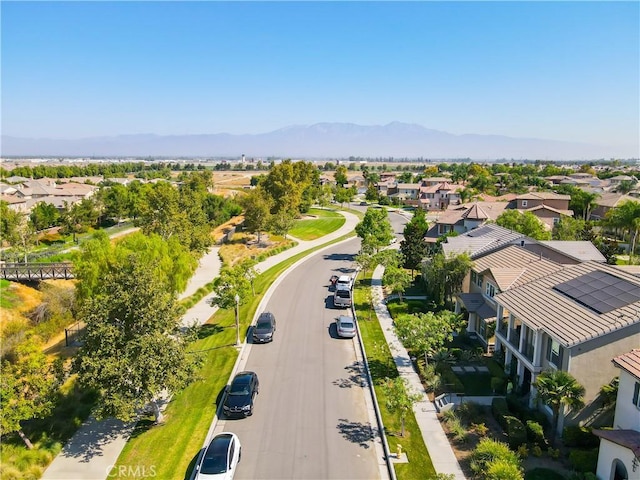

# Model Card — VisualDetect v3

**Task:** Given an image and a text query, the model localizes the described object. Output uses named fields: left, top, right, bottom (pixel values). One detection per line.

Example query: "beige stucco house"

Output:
left=493, top=262, right=640, bottom=431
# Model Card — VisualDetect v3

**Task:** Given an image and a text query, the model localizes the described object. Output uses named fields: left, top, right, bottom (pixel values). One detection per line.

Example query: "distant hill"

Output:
left=1, top=122, right=631, bottom=159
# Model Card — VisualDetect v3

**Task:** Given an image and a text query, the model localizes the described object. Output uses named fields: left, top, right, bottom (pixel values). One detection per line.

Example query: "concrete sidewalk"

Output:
left=371, top=264, right=467, bottom=480
left=43, top=210, right=360, bottom=480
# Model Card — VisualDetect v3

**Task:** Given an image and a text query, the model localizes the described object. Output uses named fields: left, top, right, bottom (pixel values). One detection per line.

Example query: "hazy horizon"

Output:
left=2, top=2, right=639, bottom=157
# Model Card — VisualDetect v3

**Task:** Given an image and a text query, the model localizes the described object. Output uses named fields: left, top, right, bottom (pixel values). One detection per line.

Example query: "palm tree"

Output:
left=605, top=200, right=640, bottom=262
left=533, top=370, right=585, bottom=445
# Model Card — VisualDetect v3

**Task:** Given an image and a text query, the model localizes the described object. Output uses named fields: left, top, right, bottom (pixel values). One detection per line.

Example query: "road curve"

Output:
left=214, top=238, right=383, bottom=480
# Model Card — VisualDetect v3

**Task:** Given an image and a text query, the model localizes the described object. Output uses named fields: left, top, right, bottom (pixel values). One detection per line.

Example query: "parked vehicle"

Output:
left=334, top=286, right=352, bottom=308
left=336, top=315, right=356, bottom=338
left=252, top=312, right=276, bottom=343
left=336, top=275, right=353, bottom=290
left=195, top=432, right=241, bottom=480
left=222, top=371, right=259, bottom=418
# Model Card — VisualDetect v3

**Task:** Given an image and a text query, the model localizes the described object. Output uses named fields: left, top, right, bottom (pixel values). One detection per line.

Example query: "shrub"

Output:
left=492, top=397, right=510, bottom=429
left=491, top=376, right=506, bottom=394
left=447, top=416, right=468, bottom=443
left=517, top=445, right=529, bottom=457
left=568, top=449, right=599, bottom=473
left=525, top=468, right=566, bottom=480
left=457, top=401, right=484, bottom=424
left=526, top=420, right=547, bottom=448
left=504, top=415, right=527, bottom=449
left=531, top=445, right=543, bottom=457
left=473, top=423, right=489, bottom=437
left=486, top=458, right=524, bottom=480
left=548, top=448, right=560, bottom=459
left=470, top=438, right=520, bottom=476
left=563, top=426, right=599, bottom=448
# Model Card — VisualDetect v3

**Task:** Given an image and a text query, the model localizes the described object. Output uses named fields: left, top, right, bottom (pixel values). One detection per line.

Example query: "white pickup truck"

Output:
left=336, top=275, right=353, bottom=290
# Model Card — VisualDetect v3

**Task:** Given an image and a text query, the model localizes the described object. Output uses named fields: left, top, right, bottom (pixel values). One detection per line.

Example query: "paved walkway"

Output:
left=43, top=210, right=360, bottom=480
left=371, top=264, right=466, bottom=480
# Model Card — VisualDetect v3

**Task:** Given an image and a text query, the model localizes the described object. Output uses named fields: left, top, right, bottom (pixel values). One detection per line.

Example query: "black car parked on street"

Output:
left=222, top=371, right=260, bottom=418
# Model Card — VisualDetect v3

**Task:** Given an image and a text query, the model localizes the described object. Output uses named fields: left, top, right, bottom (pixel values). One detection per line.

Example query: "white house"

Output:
left=594, top=350, right=640, bottom=480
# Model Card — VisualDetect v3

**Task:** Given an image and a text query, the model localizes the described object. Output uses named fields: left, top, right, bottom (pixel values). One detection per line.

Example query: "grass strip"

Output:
left=353, top=276, right=437, bottom=480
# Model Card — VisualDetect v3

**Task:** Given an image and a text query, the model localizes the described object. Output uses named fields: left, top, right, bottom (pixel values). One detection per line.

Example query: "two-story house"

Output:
left=423, top=202, right=510, bottom=243
left=493, top=262, right=640, bottom=432
left=418, top=181, right=460, bottom=210
left=456, top=245, right=564, bottom=352
left=593, top=349, right=640, bottom=480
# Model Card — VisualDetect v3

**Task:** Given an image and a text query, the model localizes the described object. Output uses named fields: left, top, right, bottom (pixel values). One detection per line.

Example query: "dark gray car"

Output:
left=252, top=312, right=276, bottom=343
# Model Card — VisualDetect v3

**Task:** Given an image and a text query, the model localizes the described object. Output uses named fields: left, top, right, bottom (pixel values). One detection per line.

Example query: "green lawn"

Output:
left=113, top=227, right=358, bottom=479
left=0, top=279, right=19, bottom=308
left=289, top=208, right=345, bottom=240
left=354, top=277, right=437, bottom=480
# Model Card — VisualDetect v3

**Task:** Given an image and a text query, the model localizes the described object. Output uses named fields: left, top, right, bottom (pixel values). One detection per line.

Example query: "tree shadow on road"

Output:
left=336, top=418, right=376, bottom=449
left=332, top=361, right=367, bottom=388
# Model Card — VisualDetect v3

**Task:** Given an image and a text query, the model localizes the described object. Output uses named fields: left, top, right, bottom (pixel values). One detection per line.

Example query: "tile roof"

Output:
left=473, top=245, right=564, bottom=290
left=537, top=241, right=606, bottom=263
left=517, top=192, right=571, bottom=201
left=612, top=349, right=640, bottom=380
left=494, top=261, right=640, bottom=348
left=442, top=224, right=527, bottom=259
left=596, top=192, right=637, bottom=208
left=592, top=429, right=640, bottom=458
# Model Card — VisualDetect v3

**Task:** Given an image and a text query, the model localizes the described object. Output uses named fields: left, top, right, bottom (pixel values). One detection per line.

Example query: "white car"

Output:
left=336, top=315, right=357, bottom=338
left=336, top=275, right=353, bottom=290
left=195, top=432, right=241, bottom=480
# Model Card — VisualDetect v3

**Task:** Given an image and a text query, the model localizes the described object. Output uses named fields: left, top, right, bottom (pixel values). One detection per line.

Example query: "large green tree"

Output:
left=334, top=165, right=348, bottom=186
left=355, top=207, right=394, bottom=253
left=552, top=217, right=587, bottom=241
left=605, top=200, right=640, bottom=260
left=393, top=310, right=464, bottom=365
left=381, top=377, right=421, bottom=437
left=400, top=209, right=429, bottom=273
left=533, top=370, right=585, bottom=445
left=73, top=231, right=197, bottom=307
left=1, top=337, right=60, bottom=449
left=30, top=202, right=60, bottom=231
left=241, top=187, right=272, bottom=243
left=73, top=257, right=199, bottom=423
left=495, top=210, right=551, bottom=240
left=0, top=201, right=22, bottom=246
left=422, top=252, right=473, bottom=308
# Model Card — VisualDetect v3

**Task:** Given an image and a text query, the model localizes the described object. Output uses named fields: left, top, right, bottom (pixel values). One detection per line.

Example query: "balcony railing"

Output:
left=522, top=342, right=535, bottom=362
left=509, top=329, right=521, bottom=349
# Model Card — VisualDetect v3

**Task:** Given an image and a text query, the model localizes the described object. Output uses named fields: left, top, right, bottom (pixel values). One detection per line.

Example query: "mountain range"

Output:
left=1, top=122, right=633, bottom=160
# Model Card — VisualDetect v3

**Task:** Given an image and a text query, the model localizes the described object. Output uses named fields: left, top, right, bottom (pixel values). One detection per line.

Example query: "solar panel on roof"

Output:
left=553, top=271, right=640, bottom=314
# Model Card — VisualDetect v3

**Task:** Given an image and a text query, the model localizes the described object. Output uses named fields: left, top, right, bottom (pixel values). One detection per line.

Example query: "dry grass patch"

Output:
left=219, top=232, right=293, bottom=266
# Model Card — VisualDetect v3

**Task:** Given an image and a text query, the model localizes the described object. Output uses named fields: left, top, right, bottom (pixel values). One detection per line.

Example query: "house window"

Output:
left=485, top=282, right=496, bottom=298
left=471, top=271, right=477, bottom=285
left=546, top=338, right=563, bottom=368
left=633, top=382, right=640, bottom=409
left=522, top=200, right=528, bottom=207
left=477, top=274, right=484, bottom=287
left=553, top=217, right=560, bottom=225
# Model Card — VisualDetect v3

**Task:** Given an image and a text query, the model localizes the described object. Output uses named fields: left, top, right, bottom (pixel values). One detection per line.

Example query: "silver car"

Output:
left=336, top=315, right=356, bottom=338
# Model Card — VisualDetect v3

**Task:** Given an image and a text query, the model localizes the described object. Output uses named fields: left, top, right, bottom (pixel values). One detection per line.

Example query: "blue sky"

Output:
left=2, top=1, right=639, bottom=153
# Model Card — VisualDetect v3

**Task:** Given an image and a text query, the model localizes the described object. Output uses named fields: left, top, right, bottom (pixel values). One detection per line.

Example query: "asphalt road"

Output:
left=215, top=208, right=408, bottom=480
left=217, top=238, right=380, bottom=480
